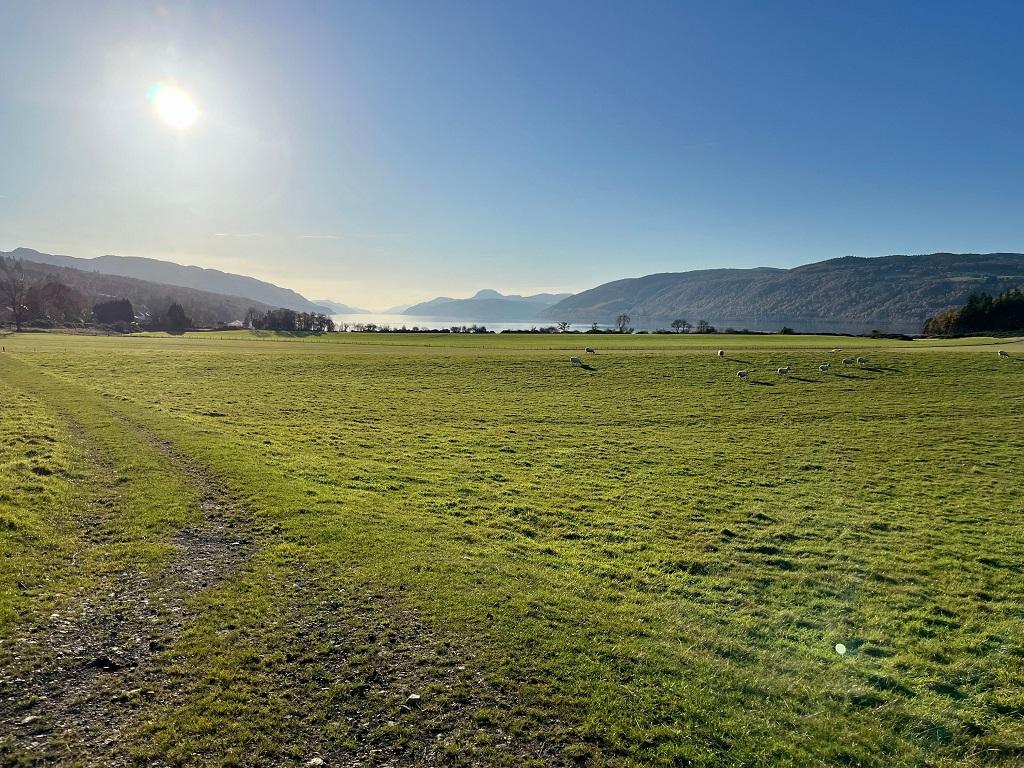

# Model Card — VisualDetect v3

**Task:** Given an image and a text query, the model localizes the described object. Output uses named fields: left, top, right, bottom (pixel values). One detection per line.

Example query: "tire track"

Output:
left=0, top=404, right=259, bottom=766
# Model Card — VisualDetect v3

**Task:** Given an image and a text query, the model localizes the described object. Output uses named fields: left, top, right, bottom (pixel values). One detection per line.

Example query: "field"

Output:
left=1, top=331, right=1022, bottom=767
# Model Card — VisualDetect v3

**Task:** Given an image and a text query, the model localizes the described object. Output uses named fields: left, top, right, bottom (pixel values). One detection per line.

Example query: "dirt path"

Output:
left=0, top=411, right=258, bottom=766
left=0, top=358, right=586, bottom=766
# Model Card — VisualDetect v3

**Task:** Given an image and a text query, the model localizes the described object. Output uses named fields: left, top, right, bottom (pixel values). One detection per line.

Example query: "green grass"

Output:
left=1, top=331, right=1022, bottom=766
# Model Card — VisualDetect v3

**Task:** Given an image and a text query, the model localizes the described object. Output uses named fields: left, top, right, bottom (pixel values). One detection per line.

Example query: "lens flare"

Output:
left=148, top=82, right=199, bottom=129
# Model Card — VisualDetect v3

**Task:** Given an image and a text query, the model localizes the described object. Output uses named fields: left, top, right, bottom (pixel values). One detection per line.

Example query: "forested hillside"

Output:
left=545, top=253, right=1024, bottom=333
left=5, top=248, right=328, bottom=314
left=1, top=257, right=271, bottom=328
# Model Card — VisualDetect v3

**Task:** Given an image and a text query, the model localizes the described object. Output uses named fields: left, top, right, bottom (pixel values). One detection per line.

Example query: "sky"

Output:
left=2, top=0, right=1022, bottom=309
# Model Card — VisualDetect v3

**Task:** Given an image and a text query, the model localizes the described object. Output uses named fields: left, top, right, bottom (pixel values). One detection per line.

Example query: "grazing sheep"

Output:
left=737, top=369, right=749, bottom=379
left=857, top=356, right=868, bottom=365
left=777, top=366, right=790, bottom=375
left=819, top=363, right=831, bottom=372
left=998, top=350, right=1009, bottom=357
left=842, top=357, right=855, bottom=365
left=717, top=349, right=725, bottom=357
left=569, top=356, right=583, bottom=367
left=831, top=348, right=843, bottom=353
left=585, top=347, right=596, bottom=354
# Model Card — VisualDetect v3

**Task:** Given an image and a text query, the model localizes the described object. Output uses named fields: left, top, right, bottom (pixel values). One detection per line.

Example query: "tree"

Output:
left=922, top=287, right=1024, bottom=335
left=166, top=302, right=192, bottom=333
left=670, top=319, right=689, bottom=333
left=38, top=281, right=88, bottom=323
left=0, top=255, right=30, bottom=331
left=556, top=321, right=570, bottom=332
left=93, top=298, right=135, bottom=325
left=696, top=319, right=712, bottom=334
left=615, top=313, right=631, bottom=333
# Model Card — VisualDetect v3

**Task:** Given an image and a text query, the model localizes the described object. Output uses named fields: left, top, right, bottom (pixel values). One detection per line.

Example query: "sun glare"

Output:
left=149, top=82, right=199, bottom=130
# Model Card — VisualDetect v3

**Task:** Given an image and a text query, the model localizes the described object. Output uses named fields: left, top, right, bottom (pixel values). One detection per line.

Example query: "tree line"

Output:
left=245, top=307, right=335, bottom=333
left=923, top=287, right=1024, bottom=335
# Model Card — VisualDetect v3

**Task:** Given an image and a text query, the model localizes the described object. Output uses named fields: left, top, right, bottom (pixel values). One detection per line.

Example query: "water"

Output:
left=330, top=312, right=921, bottom=335
left=330, top=313, right=608, bottom=333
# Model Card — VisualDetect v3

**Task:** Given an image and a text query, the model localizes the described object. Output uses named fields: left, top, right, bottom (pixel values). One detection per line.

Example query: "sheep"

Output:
left=737, top=369, right=749, bottom=379
left=569, top=356, right=583, bottom=367
left=842, top=357, right=855, bottom=365
left=717, top=349, right=725, bottom=357
left=819, top=363, right=831, bottom=372
left=585, top=347, right=596, bottom=354
left=998, top=350, right=1009, bottom=357
left=777, top=366, right=790, bottom=375
left=857, top=356, right=868, bottom=365
left=831, top=348, right=843, bottom=353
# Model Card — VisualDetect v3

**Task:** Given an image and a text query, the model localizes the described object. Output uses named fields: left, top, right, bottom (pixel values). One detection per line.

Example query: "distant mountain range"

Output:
left=11, top=247, right=1024, bottom=334
left=312, top=299, right=370, bottom=314
left=544, top=253, right=1024, bottom=333
left=8, top=248, right=332, bottom=314
left=403, top=289, right=573, bottom=322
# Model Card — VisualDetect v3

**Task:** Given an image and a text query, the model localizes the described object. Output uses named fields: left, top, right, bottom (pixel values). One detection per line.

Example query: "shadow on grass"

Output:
left=749, top=380, right=775, bottom=386
left=864, top=366, right=902, bottom=373
left=725, top=358, right=753, bottom=365
left=576, top=363, right=597, bottom=371
left=836, top=372, right=870, bottom=380
left=789, top=376, right=820, bottom=383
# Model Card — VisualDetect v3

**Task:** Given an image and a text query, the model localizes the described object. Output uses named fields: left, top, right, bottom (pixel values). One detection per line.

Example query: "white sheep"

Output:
left=819, top=363, right=831, bottom=372
left=717, top=349, right=725, bottom=357
left=569, top=356, right=583, bottom=367
left=857, top=356, right=868, bottom=365
left=842, top=357, right=855, bottom=365
left=777, top=366, right=790, bottom=375
left=831, top=348, right=843, bottom=353
left=998, top=350, right=1009, bottom=357
left=585, top=347, right=596, bottom=354
left=737, top=369, right=749, bottom=379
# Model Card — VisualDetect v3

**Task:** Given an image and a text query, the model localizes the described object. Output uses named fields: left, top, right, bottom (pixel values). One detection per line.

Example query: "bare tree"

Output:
left=670, top=318, right=690, bottom=333
left=0, top=255, right=30, bottom=331
left=556, top=321, right=570, bottom=332
left=615, top=313, right=631, bottom=333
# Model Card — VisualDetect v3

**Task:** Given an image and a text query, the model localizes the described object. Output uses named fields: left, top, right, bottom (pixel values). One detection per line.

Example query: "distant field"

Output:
left=1, top=331, right=1022, bottom=766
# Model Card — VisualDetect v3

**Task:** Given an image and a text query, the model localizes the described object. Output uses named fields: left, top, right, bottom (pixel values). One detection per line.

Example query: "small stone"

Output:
left=21, top=715, right=40, bottom=725
left=405, top=693, right=422, bottom=706
left=305, top=758, right=325, bottom=767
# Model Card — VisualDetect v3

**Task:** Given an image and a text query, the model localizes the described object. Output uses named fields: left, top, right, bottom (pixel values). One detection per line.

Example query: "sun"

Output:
left=149, top=82, right=199, bottom=130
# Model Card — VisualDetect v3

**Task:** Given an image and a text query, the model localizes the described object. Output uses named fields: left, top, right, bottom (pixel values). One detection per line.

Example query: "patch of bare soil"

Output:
left=273, top=576, right=589, bottom=768
left=0, top=420, right=256, bottom=766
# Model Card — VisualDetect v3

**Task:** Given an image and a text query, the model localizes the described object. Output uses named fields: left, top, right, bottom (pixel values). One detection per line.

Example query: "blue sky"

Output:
left=1, top=0, right=1021, bottom=308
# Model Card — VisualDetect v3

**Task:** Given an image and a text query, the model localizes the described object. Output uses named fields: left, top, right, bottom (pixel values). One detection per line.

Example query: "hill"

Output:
left=312, top=299, right=370, bottom=314
left=6, top=247, right=331, bottom=314
left=403, top=289, right=573, bottom=322
left=544, top=253, right=1024, bottom=333
left=14, top=257, right=273, bottom=326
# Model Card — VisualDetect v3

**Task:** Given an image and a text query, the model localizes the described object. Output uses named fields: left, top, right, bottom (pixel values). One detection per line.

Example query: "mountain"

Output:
left=8, top=247, right=330, bottom=314
left=383, top=303, right=412, bottom=313
left=543, top=253, right=1024, bottom=334
left=313, top=299, right=369, bottom=314
left=15, top=256, right=274, bottom=326
left=402, top=289, right=574, bottom=322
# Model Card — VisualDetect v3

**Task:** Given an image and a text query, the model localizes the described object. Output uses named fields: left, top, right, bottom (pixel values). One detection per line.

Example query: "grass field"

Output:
left=1, top=331, right=1022, bottom=767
